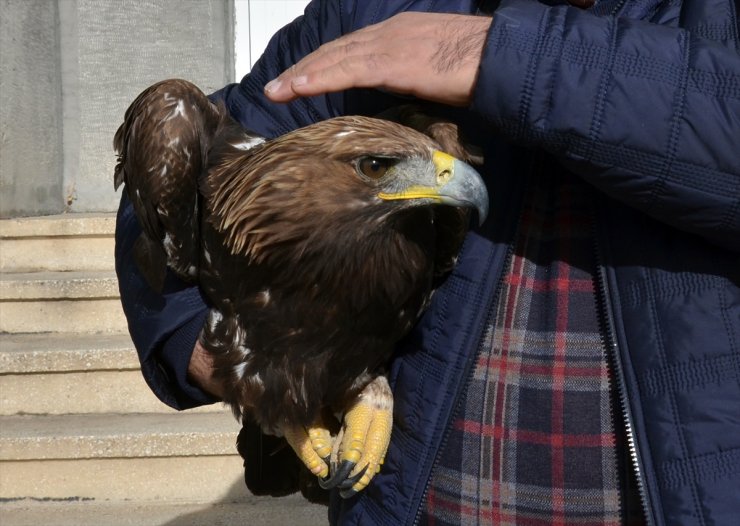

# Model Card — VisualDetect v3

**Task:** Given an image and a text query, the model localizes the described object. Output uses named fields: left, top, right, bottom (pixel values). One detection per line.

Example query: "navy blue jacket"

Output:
left=115, top=1, right=740, bottom=524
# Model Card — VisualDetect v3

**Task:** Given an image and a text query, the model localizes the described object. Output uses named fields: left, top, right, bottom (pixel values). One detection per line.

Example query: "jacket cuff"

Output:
left=472, top=0, right=550, bottom=137
left=471, top=0, right=601, bottom=147
left=157, top=308, right=218, bottom=409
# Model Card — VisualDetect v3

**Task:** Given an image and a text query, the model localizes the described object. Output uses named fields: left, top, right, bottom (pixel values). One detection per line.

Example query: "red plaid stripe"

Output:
left=421, top=167, right=641, bottom=525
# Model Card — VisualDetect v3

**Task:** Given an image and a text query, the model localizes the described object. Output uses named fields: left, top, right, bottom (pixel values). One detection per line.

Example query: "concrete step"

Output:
left=0, top=213, right=116, bottom=273
left=0, top=270, right=126, bottom=333
left=0, top=333, right=221, bottom=415
left=0, top=332, right=138, bottom=374
left=0, top=412, right=253, bottom=503
left=0, top=498, right=328, bottom=526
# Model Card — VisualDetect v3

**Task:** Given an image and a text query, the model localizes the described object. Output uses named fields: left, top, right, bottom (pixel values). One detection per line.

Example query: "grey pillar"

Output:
left=0, top=0, right=64, bottom=217
left=0, top=0, right=234, bottom=217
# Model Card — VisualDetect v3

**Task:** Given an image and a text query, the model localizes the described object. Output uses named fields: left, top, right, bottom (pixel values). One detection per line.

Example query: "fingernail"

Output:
left=264, top=78, right=282, bottom=93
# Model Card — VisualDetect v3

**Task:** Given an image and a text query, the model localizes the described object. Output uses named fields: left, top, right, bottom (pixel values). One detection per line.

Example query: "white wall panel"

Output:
left=234, top=0, right=310, bottom=80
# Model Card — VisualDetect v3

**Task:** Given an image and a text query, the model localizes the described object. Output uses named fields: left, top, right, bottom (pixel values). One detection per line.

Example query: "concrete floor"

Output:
left=0, top=495, right=328, bottom=526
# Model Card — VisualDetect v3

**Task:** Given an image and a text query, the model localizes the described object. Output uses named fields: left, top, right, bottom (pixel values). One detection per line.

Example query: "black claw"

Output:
left=317, top=456, right=333, bottom=487
left=337, top=463, right=368, bottom=491
left=339, top=487, right=358, bottom=499
left=318, top=459, right=356, bottom=489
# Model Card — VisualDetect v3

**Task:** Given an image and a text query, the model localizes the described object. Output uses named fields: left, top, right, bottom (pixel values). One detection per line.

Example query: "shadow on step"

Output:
left=162, top=479, right=328, bottom=526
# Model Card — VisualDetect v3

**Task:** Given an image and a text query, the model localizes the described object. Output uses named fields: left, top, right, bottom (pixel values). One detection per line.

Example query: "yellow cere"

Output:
left=377, top=150, right=455, bottom=202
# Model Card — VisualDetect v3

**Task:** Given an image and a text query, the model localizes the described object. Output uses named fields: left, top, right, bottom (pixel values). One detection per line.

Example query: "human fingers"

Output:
left=264, top=26, right=390, bottom=102
left=264, top=12, right=491, bottom=107
left=265, top=50, right=395, bottom=101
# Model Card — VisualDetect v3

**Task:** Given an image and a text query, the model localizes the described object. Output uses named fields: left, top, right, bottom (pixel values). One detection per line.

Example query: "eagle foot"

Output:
left=321, top=375, right=393, bottom=496
left=282, top=376, right=393, bottom=496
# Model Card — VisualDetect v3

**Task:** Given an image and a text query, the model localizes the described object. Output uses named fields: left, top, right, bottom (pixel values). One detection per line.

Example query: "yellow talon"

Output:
left=336, top=375, right=394, bottom=494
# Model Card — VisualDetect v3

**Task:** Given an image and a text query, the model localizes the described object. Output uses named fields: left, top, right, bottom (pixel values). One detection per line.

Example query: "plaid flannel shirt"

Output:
left=421, top=165, right=644, bottom=525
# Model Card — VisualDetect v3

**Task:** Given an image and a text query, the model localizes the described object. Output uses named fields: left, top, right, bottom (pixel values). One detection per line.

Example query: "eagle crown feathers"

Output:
left=206, top=116, right=443, bottom=265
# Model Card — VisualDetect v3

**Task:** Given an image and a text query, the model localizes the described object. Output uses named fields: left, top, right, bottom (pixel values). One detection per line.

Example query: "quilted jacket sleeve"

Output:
left=115, top=193, right=214, bottom=409
left=473, top=0, right=740, bottom=251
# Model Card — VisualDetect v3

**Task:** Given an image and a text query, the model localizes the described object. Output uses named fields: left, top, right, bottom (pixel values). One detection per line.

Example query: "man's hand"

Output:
left=187, top=340, right=225, bottom=399
left=264, top=12, right=492, bottom=107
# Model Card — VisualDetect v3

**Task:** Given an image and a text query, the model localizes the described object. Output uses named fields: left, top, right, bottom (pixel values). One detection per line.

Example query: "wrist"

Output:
left=187, top=340, right=225, bottom=399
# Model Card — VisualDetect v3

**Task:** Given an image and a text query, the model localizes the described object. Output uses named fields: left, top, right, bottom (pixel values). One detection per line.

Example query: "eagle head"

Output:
left=205, top=115, right=488, bottom=270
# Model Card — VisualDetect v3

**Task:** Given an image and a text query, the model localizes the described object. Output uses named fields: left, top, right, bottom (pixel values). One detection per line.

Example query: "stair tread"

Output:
left=0, top=269, right=116, bottom=280
left=0, top=270, right=119, bottom=299
left=0, top=496, right=327, bottom=525
left=0, top=412, right=238, bottom=460
left=0, top=213, right=116, bottom=238
left=0, top=332, right=137, bottom=373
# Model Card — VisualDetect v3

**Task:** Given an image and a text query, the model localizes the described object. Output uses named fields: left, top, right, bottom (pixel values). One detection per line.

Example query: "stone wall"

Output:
left=0, top=0, right=234, bottom=217
left=0, top=0, right=64, bottom=216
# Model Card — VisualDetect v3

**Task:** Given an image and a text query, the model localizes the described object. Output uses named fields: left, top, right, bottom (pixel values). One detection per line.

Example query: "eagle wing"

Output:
left=113, top=79, right=224, bottom=291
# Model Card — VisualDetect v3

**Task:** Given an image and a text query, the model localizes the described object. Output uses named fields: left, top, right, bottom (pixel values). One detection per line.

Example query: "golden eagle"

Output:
left=114, top=79, right=487, bottom=499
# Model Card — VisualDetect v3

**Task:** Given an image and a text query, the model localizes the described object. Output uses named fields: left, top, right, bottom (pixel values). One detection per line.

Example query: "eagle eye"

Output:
left=357, top=157, right=396, bottom=180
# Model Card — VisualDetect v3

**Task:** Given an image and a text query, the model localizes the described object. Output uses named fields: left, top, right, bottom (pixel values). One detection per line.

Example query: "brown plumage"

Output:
left=114, top=79, right=488, bottom=499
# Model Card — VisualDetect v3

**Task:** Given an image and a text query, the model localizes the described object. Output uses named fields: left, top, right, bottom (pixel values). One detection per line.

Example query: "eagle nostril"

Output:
left=437, top=169, right=452, bottom=186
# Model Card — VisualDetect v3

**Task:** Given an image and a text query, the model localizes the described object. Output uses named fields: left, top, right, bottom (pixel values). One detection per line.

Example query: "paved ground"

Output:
left=0, top=496, right=328, bottom=526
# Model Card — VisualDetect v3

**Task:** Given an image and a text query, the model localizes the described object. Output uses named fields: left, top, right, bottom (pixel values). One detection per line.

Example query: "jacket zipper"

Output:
left=609, top=0, right=629, bottom=16
left=593, top=0, right=654, bottom=520
left=592, top=208, right=655, bottom=526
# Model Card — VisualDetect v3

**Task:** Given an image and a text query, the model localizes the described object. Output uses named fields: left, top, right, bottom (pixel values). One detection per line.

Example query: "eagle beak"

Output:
left=378, top=151, right=489, bottom=225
